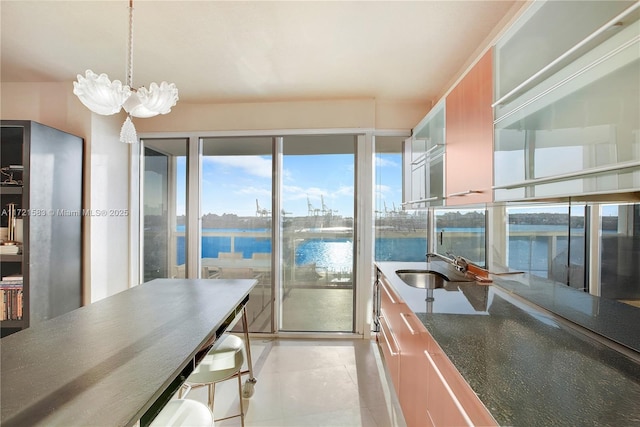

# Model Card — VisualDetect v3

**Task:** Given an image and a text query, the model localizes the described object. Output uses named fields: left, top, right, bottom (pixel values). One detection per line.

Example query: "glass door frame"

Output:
left=136, top=128, right=391, bottom=337
left=138, top=138, right=188, bottom=283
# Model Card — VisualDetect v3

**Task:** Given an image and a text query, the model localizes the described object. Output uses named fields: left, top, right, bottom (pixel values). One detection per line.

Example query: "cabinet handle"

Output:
left=492, top=160, right=640, bottom=190
left=425, top=143, right=444, bottom=156
left=400, top=313, right=418, bottom=335
left=380, top=319, right=400, bottom=356
left=402, top=197, right=439, bottom=205
left=423, top=351, right=473, bottom=427
left=411, top=154, right=427, bottom=165
left=380, top=281, right=397, bottom=304
left=447, top=190, right=480, bottom=197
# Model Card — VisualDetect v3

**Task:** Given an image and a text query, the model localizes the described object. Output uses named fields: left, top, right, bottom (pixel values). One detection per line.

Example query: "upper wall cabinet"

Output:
left=494, top=0, right=637, bottom=102
left=445, top=49, right=494, bottom=206
left=403, top=101, right=445, bottom=209
left=493, top=1, right=640, bottom=201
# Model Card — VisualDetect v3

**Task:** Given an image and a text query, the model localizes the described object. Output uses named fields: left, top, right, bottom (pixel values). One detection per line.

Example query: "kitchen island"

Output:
left=376, top=261, right=640, bottom=426
left=0, top=278, right=256, bottom=427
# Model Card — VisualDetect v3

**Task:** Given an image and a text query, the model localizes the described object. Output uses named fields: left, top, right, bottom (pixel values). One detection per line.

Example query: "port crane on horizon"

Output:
left=256, top=199, right=270, bottom=217
left=321, top=195, right=338, bottom=217
left=307, top=196, right=321, bottom=216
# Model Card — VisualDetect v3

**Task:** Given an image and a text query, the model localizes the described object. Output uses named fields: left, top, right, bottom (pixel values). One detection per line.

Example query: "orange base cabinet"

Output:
left=379, top=276, right=404, bottom=393
left=376, top=270, right=497, bottom=427
left=378, top=315, right=401, bottom=392
left=398, top=311, right=430, bottom=427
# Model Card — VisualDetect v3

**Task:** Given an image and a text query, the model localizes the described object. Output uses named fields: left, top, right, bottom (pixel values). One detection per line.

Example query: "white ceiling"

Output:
left=1, top=0, right=521, bottom=106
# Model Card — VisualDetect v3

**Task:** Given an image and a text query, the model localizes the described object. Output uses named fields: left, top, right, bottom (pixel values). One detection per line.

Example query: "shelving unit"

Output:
left=1, top=120, right=83, bottom=337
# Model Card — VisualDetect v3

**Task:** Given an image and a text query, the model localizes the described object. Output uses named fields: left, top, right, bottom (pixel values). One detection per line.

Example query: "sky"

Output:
left=175, top=153, right=403, bottom=217
left=169, top=152, right=621, bottom=218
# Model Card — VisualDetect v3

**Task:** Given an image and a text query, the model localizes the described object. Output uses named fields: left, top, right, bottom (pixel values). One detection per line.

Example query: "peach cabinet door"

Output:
left=445, top=49, right=494, bottom=206
left=379, top=278, right=406, bottom=396
left=379, top=278, right=409, bottom=345
left=398, top=312, right=430, bottom=427
left=378, top=315, right=401, bottom=393
left=424, top=350, right=475, bottom=427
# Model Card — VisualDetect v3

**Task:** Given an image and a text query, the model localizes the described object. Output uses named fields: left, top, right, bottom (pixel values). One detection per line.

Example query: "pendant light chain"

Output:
left=73, top=0, right=178, bottom=134
left=126, top=0, right=134, bottom=89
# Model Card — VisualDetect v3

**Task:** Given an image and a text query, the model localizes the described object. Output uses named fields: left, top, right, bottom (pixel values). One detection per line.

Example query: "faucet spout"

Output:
left=445, top=251, right=469, bottom=273
left=454, top=256, right=468, bottom=273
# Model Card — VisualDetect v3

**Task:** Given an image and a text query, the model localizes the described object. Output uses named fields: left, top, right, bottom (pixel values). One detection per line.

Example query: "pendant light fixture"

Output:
left=73, top=0, right=178, bottom=143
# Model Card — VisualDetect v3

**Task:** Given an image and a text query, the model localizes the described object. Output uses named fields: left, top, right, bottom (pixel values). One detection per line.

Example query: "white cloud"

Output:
left=203, top=155, right=272, bottom=178
left=376, top=157, right=399, bottom=168
left=334, top=185, right=354, bottom=197
left=376, top=184, right=392, bottom=196
left=237, top=186, right=271, bottom=197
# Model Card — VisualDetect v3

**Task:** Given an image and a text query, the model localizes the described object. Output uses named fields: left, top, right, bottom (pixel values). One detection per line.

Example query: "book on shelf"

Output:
left=1, top=280, right=23, bottom=287
left=0, top=245, right=20, bottom=255
left=1, top=287, right=23, bottom=321
left=1, top=274, right=23, bottom=289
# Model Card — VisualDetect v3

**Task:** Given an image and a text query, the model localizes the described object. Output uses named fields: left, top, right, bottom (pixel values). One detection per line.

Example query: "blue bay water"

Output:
left=177, top=226, right=590, bottom=273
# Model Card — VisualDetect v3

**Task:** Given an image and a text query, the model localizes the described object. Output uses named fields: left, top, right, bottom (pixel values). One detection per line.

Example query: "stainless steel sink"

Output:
left=395, top=270, right=447, bottom=289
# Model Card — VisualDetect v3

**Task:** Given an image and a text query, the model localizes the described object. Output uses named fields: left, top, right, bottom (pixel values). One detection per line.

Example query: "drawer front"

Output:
left=379, top=277, right=408, bottom=335
left=379, top=275, right=400, bottom=309
left=378, top=315, right=401, bottom=394
left=423, top=350, right=497, bottom=427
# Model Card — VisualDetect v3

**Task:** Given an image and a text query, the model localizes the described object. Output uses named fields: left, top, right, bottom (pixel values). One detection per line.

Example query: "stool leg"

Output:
left=237, top=372, right=245, bottom=427
left=242, top=307, right=254, bottom=378
left=241, top=307, right=257, bottom=398
left=207, top=383, right=216, bottom=412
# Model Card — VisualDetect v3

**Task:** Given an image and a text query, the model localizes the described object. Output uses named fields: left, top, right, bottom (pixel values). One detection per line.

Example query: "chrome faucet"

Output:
left=446, top=251, right=469, bottom=273
left=426, top=252, right=468, bottom=273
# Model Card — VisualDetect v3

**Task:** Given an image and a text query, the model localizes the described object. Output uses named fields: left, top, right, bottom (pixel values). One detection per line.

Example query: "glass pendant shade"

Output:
left=73, top=70, right=131, bottom=115
left=122, top=82, right=179, bottom=118
left=74, top=70, right=178, bottom=119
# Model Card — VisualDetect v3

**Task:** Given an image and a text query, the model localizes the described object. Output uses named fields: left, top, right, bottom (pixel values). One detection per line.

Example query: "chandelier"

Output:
left=73, top=0, right=178, bottom=143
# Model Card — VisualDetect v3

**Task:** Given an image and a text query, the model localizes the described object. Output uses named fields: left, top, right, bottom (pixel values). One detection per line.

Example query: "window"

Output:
left=434, top=208, right=486, bottom=267
left=142, top=139, right=187, bottom=282
left=599, top=203, right=640, bottom=307
left=375, top=136, right=427, bottom=262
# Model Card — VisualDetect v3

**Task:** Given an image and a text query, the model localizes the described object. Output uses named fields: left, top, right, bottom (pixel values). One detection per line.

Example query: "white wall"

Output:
left=85, top=114, right=131, bottom=302
left=135, top=98, right=428, bottom=133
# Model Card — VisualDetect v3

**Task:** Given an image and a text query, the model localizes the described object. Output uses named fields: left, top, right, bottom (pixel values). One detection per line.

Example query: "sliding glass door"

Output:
left=280, top=135, right=356, bottom=332
left=200, top=137, right=274, bottom=333
left=140, top=133, right=360, bottom=334
left=141, top=139, right=187, bottom=282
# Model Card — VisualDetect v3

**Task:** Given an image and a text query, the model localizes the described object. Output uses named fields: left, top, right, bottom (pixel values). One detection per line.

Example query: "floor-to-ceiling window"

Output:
left=141, top=139, right=187, bottom=282
left=374, top=136, right=428, bottom=262
left=200, top=137, right=274, bottom=333
left=280, top=135, right=356, bottom=332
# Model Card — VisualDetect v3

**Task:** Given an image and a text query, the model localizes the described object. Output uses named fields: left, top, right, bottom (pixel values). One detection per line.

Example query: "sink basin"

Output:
left=395, top=270, right=447, bottom=289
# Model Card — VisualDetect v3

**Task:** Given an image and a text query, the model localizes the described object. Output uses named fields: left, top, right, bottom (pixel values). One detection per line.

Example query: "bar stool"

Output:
left=149, top=399, right=213, bottom=427
left=181, top=334, right=245, bottom=427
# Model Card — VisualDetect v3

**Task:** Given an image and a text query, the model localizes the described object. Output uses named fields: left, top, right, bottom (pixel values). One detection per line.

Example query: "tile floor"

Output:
left=179, top=337, right=407, bottom=427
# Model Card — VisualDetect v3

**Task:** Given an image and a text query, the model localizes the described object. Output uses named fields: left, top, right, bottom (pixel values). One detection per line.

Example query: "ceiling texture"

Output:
left=1, top=0, right=521, bottom=107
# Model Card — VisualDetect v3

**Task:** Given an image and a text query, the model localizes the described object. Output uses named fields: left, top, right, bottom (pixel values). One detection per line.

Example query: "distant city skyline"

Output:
left=174, top=153, right=404, bottom=217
